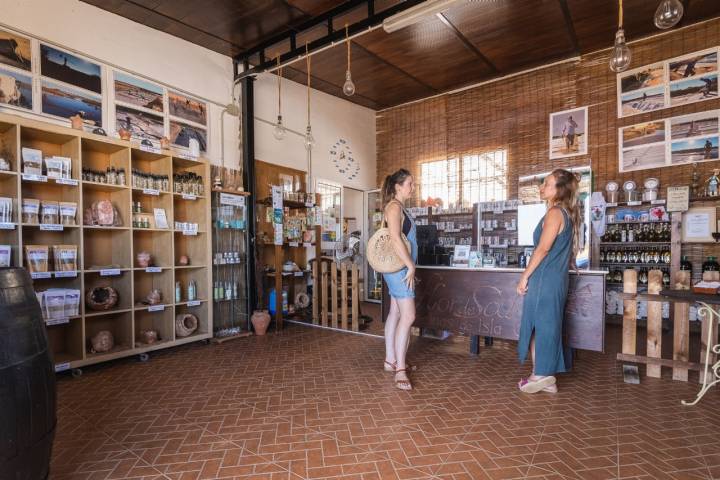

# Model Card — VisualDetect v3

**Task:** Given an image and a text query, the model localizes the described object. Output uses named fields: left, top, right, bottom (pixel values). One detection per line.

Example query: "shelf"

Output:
left=606, top=221, right=670, bottom=225
left=0, top=170, right=17, bottom=177
left=132, top=187, right=172, bottom=196
left=172, top=192, right=205, bottom=200
left=133, top=303, right=173, bottom=312
left=263, top=241, right=316, bottom=247
left=175, top=264, right=207, bottom=269
left=132, top=267, right=171, bottom=272
left=133, top=227, right=172, bottom=232
left=211, top=188, right=250, bottom=195
left=83, top=225, right=130, bottom=231
left=600, top=263, right=670, bottom=267
left=265, top=271, right=311, bottom=277
left=175, top=299, right=207, bottom=307
left=257, top=197, right=315, bottom=209
left=22, top=223, right=80, bottom=229
left=605, top=200, right=666, bottom=207
left=691, top=196, right=720, bottom=202
left=84, top=308, right=133, bottom=318
left=600, top=242, right=670, bottom=246
left=83, top=268, right=131, bottom=274
left=82, top=181, right=128, bottom=192
left=213, top=297, right=243, bottom=303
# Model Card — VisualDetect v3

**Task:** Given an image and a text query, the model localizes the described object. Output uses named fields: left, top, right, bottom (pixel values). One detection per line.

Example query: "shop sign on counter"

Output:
left=667, top=186, right=689, bottom=212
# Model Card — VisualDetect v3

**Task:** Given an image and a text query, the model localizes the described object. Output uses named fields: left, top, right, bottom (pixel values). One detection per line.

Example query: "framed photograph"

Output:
left=619, top=63, right=665, bottom=94
left=682, top=207, right=716, bottom=243
left=549, top=106, right=588, bottom=159
left=41, top=80, right=102, bottom=126
left=114, top=71, right=163, bottom=112
left=620, top=121, right=666, bottom=149
left=619, top=86, right=665, bottom=117
left=670, top=110, right=720, bottom=140
left=0, top=28, right=31, bottom=71
left=669, top=73, right=718, bottom=107
left=169, top=120, right=207, bottom=152
left=40, top=44, right=101, bottom=94
left=168, top=91, right=207, bottom=125
left=620, top=144, right=666, bottom=172
left=671, top=136, right=719, bottom=165
left=115, top=105, right=164, bottom=142
left=0, top=67, right=32, bottom=110
left=669, top=49, right=717, bottom=82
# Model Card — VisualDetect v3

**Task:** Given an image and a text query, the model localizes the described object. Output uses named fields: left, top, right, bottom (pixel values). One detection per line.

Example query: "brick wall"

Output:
left=377, top=18, right=720, bottom=204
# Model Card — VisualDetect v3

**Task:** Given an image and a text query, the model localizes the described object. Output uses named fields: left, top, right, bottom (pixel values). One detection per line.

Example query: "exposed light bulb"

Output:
left=609, top=29, right=632, bottom=73
left=654, top=0, right=684, bottom=29
left=343, top=70, right=356, bottom=96
left=304, top=125, right=315, bottom=151
left=272, top=115, right=286, bottom=140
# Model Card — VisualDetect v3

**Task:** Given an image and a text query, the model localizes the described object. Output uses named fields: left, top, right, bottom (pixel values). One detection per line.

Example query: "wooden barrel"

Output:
left=0, top=268, right=56, bottom=480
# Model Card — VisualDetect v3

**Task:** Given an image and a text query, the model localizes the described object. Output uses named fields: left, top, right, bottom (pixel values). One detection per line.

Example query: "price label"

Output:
left=220, top=193, right=245, bottom=207
left=54, top=362, right=71, bottom=372
left=182, top=230, right=198, bottom=236
left=148, top=305, right=165, bottom=312
left=0, top=223, right=15, bottom=230
left=289, top=241, right=299, bottom=247
left=606, top=203, right=618, bottom=207
left=651, top=199, right=666, bottom=205
left=303, top=242, right=312, bottom=247
left=627, top=201, right=641, bottom=206
left=140, top=143, right=161, bottom=154
left=22, top=174, right=47, bottom=182
left=55, top=178, right=78, bottom=186
left=145, top=267, right=162, bottom=273
left=493, top=209, right=503, bottom=214
left=40, top=224, right=63, bottom=231
left=46, top=317, right=70, bottom=326
left=181, top=194, right=197, bottom=201
left=142, top=188, right=160, bottom=196
left=187, top=300, right=201, bottom=307
left=55, top=271, right=77, bottom=278
left=305, top=202, right=314, bottom=207
left=178, top=152, right=196, bottom=161
left=31, top=272, right=52, bottom=279
left=294, top=271, right=304, bottom=277
left=100, top=269, right=121, bottom=276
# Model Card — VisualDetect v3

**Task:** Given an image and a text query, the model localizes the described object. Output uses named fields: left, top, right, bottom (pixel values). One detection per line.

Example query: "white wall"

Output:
left=0, top=0, right=240, bottom=168
left=254, top=73, right=377, bottom=191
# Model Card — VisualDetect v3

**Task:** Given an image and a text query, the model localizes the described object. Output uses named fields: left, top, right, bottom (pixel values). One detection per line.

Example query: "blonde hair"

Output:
left=549, top=169, right=581, bottom=266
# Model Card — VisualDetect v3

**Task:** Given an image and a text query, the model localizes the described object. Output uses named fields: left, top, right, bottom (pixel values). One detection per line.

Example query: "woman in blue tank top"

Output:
left=516, top=169, right=580, bottom=394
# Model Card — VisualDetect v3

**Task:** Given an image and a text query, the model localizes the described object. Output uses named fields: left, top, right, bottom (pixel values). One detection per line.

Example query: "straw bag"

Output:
left=367, top=207, right=411, bottom=274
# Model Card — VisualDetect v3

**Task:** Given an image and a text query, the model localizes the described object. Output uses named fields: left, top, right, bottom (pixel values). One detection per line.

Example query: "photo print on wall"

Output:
left=170, top=120, right=207, bottom=152
left=168, top=91, right=207, bottom=126
left=115, top=105, right=164, bottom=142
left=41, top=80, right=102, bottom=126
left=114, top=71, right=164, bottom=113
left=0, top=28, right=31, bottom=71
left=40, top=44, right=102, bottom=94
left=0, top=67, right=32, bottom=110
left=549, top=106, right=588, bottom=159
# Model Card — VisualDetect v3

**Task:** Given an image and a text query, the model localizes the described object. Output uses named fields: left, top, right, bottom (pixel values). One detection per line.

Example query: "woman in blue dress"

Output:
left=516, top=169, right=581, bottom=394
left=381, top=169, right=418, bottom=391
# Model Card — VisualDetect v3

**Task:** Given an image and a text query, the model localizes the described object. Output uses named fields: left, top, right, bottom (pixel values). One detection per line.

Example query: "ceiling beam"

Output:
left=557, top=0, right=580, bottom=55
left=435, top=12, right=499, bottom=73
left=351, top=42, right=438, bottom=93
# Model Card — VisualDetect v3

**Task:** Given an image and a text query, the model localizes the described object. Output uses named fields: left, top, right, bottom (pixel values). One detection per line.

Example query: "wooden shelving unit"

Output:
left=0, top=112, right=212, bottom=373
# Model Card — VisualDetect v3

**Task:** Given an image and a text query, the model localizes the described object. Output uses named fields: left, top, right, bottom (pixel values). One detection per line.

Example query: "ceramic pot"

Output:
left=251, top=310, right=271, bottom=336
left=70, top=114, right=84, bottom=130
left=139, top=329, right=159, bottom=344
left=178, top=255, right=190, bottom=266
left=118, top=128, right=132, bottom=141
left=160, top=136, right=170, bottom=149
left=90, top=330, right=114, bottom=353
left=136, top=251, right=152, bottom=268
left=146, top=289, right=162, bottom=305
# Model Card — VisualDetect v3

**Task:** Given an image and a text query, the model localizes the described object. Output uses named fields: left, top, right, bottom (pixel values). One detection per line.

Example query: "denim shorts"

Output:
left=383, top=267, right=414, bottom=299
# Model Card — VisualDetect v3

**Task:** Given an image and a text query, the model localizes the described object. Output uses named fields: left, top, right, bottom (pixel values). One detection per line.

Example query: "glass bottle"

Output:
left=663, top=270, right=670, bottom=286
left=662, top=247, right=671, bottom=264
left=702, top=256, right=720, bottom=273
left=639, top=268, right=648, bottom=285
left=680, top=256, right=693, bottom=271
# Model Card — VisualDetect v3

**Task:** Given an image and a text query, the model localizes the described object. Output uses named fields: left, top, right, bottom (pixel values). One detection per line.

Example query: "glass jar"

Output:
left=702, top=256, right=720, bottom=273
left=680, top=256, right=692, bottom=271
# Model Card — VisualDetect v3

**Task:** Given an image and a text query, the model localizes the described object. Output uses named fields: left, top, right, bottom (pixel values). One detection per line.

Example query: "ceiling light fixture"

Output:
left=382, top=0, right=463, bottom=33
left=343, top=24, right=356, bottom=96
left=654, top=0, right=684, bottom=29
left=272, top=54, right=286, bottom=141
left=609, top=0, right=631, bottom=73
left=304, top=43, right=315, bottom=151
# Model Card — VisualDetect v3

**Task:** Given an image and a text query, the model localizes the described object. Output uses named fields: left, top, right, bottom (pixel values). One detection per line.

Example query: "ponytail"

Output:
left=381, top=168, right=411, bottom=208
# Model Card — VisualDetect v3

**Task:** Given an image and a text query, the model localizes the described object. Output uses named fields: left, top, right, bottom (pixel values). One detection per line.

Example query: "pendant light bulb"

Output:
left=304, top=125, right=315, bottom=151
left=609, top=28, right=632, bottom=73
left=654, top=0, right=684, bottom=29
left=343, top=70, right=356, bottom=96
left=273, top=115, right=286, bottom=140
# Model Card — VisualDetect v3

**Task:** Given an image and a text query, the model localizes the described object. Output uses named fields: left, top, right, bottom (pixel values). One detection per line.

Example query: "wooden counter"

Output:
left=382, top=266, right=607, bottom=352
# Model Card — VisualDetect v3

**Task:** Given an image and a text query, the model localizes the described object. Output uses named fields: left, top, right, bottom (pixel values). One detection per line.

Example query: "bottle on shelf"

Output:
left=187, top=279, right=197, bottom=301
left=175, top=281, right=182, bottom=303
left=680, top=256, right=693, bottom=271
left=702, top=256, right=720, bottom=274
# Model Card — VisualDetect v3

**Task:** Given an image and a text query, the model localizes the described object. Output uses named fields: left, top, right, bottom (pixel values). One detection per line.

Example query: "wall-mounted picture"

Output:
left=0, top=28, right=31, bottom=71
left=168, top=91, right=206, bottom=125
left=620, top=64, right=665, bottom=94
left=0, top=67, right=32, bottom=109
left=41, top=80, right=102, bottom=126
left=115, top=105, right=164, bottom=142
left=549, top=106, right=587, bottom=159
left=671, top=111, right=720, bottom=140
left=170, top=120, right=207, bottom=151
left=621, top=121, right=666, bottom=149
left=40, top=44, right=101, bottom=94
left=669, top=50, right=717, bottom=81
left=671, top=137, right=719, bottom=164
left=670, top=74, right=718, bottom=107
left=114, top=71, right=163, bottom=112
left=620, top=86, right=665, bottom=116
left=621, top=144, right=666, bottom=172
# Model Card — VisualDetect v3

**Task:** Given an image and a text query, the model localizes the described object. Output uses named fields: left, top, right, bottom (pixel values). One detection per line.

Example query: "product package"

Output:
left=25, top=245, right=49, bottom=273
left=63, top=289, right=81, bottom=316
left=53, top=245, right=77, bottom=271
left=0, top=244, right=11, bottom=267
left=44, top=157, right=64, bottom=179
left=22, top=198, right=40, bottom=224
left=0, top=197, right=13, bottom=223
left=59, top=202, right=77, bottom=225
left=43, top=289, right=66, bottom=320
left=21, top=147, right=43, bottom=175
left=41, top=201, right=60, bottom=224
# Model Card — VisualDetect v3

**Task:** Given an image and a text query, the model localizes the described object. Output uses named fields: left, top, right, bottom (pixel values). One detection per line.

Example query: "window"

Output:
left=461, top=150, right=507, bottom=205
left=420, top=158, right=458, bottom=207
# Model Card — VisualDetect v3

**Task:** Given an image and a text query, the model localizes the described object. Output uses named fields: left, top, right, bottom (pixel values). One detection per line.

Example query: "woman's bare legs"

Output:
left=394, top=298, right=415, bottom=387
left=526, top=334, right=557, bottom=393
left=384, top=297, right=400, bottom=366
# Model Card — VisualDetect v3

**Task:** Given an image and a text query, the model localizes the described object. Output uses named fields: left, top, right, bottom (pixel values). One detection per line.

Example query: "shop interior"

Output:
left=2, top=0, right=720, bottom=479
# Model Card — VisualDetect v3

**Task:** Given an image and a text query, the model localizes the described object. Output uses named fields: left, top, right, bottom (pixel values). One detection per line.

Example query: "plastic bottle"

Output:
left=188, top=280, right=196, bottom=301
left=175, top=281, right=182, bottom=303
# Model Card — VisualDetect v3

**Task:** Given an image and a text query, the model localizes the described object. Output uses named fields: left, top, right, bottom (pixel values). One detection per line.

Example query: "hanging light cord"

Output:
left=346, top=24, right=351, bottom=71
left=276, top=54, right=282, bottom=116
left=306, top=42, right=311, bottom=125
left=619, top=0, right=623, bottom=28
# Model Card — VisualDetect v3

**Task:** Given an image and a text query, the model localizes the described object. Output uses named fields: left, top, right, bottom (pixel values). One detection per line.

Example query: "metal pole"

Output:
left=241, top=76, right=257, bottom=320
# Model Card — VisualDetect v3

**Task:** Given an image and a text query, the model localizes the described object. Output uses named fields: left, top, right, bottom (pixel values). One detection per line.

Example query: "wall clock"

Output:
left=330, top=138, right=360, bottom=181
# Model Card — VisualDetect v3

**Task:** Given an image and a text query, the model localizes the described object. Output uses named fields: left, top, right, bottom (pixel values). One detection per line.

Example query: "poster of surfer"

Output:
left=0, top=28, right=31, bottom=71
left=671, top=111, right=720, bottom=140
left=671, top=137, right=719, bottom=165
left=549, top=106, right=587, bottom=159
left=669, top=49, right=717, bottom=81
left=670, top=74, right=718, bottom=107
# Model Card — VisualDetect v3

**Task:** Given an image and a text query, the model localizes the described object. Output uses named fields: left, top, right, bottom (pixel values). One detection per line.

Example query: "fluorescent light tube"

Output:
left=383, top=0, right=464, bottom=33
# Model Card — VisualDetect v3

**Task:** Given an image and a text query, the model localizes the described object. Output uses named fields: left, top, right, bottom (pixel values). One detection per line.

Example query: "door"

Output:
left=364, top=189, right=382, bottom=303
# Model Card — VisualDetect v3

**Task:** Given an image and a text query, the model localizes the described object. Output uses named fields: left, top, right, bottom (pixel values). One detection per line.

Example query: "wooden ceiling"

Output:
left=82, top=0, right=720, bottom=110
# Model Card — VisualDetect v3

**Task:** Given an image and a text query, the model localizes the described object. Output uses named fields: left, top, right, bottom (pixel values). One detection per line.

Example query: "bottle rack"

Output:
left=0, top=112, right=212, bottom=373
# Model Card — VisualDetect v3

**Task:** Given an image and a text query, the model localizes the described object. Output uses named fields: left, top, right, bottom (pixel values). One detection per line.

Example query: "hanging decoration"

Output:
left=272, top=54, right=286, bottom=140
left=343, top=24, right=356, bottom=96
left=609, top=0, right=632, bottom=73
left=304, top=43, right=315, bottom=151
left=654, top=0, right=684, bottom=29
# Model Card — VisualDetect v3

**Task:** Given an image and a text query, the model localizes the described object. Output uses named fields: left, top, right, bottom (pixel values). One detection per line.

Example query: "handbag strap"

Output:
left=382, top=199, right=405, bottom=229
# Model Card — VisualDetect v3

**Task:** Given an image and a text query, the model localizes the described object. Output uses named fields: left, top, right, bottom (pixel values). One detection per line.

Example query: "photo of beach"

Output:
left=168, top=91, right=206, bottom=125
left=0, top=68, right=32, bottom=109
left=670, top=74, right=718, bottom=107
left=114, top=71, right=163, bottom=112
left=620, top=86, right=665, bottom=117
left=620, top=64, right=665, bottom=94
left=671, top=112, right=719, bottom=140
left=621, top=121, right=666, bottom=149
left=549, top=107, right=587, bottom=158
left=0, top=28, right=31, bottom=71
left=669, top=51, right=717, bottom=81
left=41, top=44, right=102, bottom=94
left=116, top=105, right=164, bottom=142
left=170, top=120, right=207, bottom=152
left=671, top=137, right=719, bottom=164
left=621, top=144, right=666, bottom=172
left=42, top=80, right=102, bottom=125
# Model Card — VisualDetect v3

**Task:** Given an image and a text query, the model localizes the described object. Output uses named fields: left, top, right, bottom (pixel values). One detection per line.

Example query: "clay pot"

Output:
left=70, top=114, right=84, bottom=130
left=145, top=289, right=162, bottom=305
left=118, top=128, right=132, bottom=141
left=178, top=255, right=190, bottom=266
left=160, top=136, right=170, bottom=149
left=139, top=330, right=159, bottom=344
left=175, top=313, right=198, bottom=338
left=86, top=286, right=119, bottom=311
left=251, top=310, right=271, bottom=336
left=90, top=330, right=114, bottom=353
left=136, top=251, right=152, bottom=268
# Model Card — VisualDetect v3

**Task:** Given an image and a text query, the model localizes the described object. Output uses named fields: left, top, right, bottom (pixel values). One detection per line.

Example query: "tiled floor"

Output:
left=52, top=322, right=720, bottom=480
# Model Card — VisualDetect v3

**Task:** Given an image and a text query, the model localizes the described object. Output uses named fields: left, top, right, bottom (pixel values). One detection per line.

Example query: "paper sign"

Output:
left=46, top=317, right=70, bottom=326
left=289, top=241, right=298, bottom=247
left=145, top=267, right=162, bottom=273
left=303, top=242, right=312, bottom=247
left=40, top=224, right=63, bottom=231
left=55, top=271, right=77, bottom=278
left=220, top=193, right=244, bottom=207
left=153, top=208, right=168, bottom=229
left=667, top=186, right=689, bottom=212
left=143, top=188, right=160, bottom=196
left=272, top=185, right=283, bottom=209
left=54, top=362, right=71, bottom=372
left=182, top=229, right=198, bottom=236
left=140, top=144, right=161, bottom=154
left=22, top=174, right=47, bottom=182
left=187, top=300, right=201, bottom=307
left=305, top=202, right=314, bottom=207
left=55, top=178, right=78, bottom=186
left=627, top=201, right=641, bottom=206
left=0, top=223, right=15, bottom=230
left=148, top=305, right=165, bottom=312
left=181, top=194, right=197, bottom=201
left=31, top=272, right=52, bottom=279
left=100, top=269, right=121, bottom=276
left=294, top=271, right=304, bottom=277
